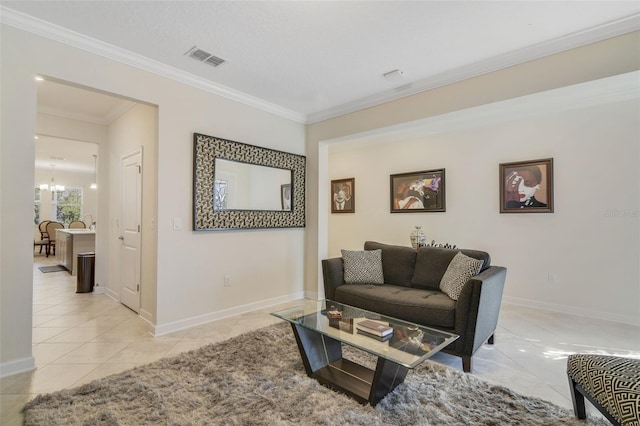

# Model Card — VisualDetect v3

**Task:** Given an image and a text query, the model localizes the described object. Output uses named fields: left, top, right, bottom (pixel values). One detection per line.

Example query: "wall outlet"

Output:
left=224, top=274, right=231, bottom=287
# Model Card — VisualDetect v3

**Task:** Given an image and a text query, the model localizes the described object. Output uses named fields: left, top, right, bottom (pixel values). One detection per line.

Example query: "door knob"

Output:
left=118, top=235, right=124, bottom=240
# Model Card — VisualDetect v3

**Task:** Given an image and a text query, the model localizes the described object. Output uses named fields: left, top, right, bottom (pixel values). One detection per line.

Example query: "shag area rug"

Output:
left=23, top=322, right=608, bottom=425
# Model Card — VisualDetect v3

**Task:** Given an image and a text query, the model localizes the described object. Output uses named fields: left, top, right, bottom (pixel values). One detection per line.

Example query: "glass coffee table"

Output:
left=271, top=299, right=458, bottom=406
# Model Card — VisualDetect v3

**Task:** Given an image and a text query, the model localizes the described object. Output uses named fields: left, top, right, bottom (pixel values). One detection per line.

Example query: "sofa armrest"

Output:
left=454, top=265, right=507, bottom=355
left=321, top=257, right=344, bottom=300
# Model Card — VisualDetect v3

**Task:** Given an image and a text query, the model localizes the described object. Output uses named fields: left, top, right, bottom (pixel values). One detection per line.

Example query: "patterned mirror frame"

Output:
left=193, top=133, right=306, bottom=230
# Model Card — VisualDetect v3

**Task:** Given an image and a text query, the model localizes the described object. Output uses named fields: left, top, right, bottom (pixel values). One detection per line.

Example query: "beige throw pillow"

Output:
left=341, top=249, right=384, bottom=285
left=439, top=252, right=483, bottom=300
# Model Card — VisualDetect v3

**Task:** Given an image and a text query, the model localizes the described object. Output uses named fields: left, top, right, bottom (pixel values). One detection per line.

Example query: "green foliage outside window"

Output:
left=34, top=188, right=41, bottom=225
left=34, top=187, right=83, bottom=226
left=56, top=188, right=82, bottom=225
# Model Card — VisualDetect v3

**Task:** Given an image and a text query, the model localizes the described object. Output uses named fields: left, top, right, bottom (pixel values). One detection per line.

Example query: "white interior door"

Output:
left=120, top=148, right=142, bottom=313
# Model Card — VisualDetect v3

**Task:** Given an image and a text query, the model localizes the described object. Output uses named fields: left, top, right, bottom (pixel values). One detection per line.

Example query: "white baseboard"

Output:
left=139, top=308, right=154, bottom=324
left=304, top=290, right=319, bottom=300
left=102, top=287, right=119, bottom=301
left=0, top=356, right=35, bottom=379
left=151, top=291, right=305, bottom=336
left=502, top=296, right=640, bottom=327
left=101, top=290, right=155, bottom=334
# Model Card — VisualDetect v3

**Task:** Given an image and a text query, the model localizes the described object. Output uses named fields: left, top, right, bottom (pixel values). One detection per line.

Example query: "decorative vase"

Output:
left=410, top=226, right=426, bottom=249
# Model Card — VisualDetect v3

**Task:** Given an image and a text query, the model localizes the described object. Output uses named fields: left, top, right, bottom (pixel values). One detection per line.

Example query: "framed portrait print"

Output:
left=390, top=169, right=445, bottom=213
left=500, top=158, right=553, bottom=213
left=331, top=178, right=355, bottom=213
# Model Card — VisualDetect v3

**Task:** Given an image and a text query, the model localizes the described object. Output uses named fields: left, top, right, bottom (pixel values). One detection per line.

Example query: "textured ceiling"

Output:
left=3, top=1, right=640, bottom=123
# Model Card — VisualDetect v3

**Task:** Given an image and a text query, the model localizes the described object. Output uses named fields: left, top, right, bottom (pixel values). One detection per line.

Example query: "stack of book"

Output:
left=356, top=319, right=393, bottom=341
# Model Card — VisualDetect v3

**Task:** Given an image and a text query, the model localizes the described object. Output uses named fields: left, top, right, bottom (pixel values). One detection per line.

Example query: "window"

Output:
left=53, top=187, right=83, bottom=225
left=213, top=179, right=228, bottom=210
left=34, top=188, right=41, bottom=225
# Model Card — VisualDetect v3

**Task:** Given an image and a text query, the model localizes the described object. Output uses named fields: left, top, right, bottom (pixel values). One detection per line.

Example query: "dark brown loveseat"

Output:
left=322, top=241, right=507, bottom=372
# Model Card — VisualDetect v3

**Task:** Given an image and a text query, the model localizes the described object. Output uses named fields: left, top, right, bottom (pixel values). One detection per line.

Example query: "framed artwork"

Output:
left=500, top=158, right=553, bottom=213
left=281, top=184, right=291, bottom=210
left=331, top=178, right=355, bottom=213
left=390, top=169, right=445, bottom=213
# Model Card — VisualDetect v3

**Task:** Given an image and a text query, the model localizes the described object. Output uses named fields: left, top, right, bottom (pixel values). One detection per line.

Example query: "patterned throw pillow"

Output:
left=439, top=252, right=483, bottom=300
left=341, top=249, right=384, bottom=285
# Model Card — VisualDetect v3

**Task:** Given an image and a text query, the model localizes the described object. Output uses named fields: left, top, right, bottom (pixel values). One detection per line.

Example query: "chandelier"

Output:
left=39, top=164, right=65, bottom=192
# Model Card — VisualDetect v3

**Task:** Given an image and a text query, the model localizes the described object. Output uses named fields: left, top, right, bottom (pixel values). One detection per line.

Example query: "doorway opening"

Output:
left=34, top=77, right=157, bottom=320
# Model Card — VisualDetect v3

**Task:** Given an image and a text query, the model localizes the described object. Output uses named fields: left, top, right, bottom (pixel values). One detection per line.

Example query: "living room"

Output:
left=1, top=2, right=639, bottom=424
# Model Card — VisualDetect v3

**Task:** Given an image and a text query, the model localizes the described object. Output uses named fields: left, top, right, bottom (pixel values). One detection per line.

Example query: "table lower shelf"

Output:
left=313, top=358, right=375, bottom=404
left=291, top=323, right=409, bottom=406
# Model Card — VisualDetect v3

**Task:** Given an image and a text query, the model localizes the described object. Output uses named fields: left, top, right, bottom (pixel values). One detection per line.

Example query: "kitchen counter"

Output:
left=56, top=229, right=96, bottom=275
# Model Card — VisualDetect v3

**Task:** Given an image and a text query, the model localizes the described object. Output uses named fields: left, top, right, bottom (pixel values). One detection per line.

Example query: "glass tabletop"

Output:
left=271, top=299, right=459, bottom=369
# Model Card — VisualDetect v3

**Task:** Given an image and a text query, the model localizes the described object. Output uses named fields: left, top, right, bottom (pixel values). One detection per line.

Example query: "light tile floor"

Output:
left=2, top=255, right=638, bottom=425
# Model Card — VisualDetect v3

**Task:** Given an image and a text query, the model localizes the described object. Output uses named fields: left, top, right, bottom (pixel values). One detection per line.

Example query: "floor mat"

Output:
left=38, top=265, right=67, bottom=273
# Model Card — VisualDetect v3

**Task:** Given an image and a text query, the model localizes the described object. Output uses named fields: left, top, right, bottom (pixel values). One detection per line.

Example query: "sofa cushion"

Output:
left=439, top=252, right=483, bottom=300
left=411, top=247, right=491, bottom=291
left=334, top=284, right=456, bottom=328
left=341, top=249, right=384, bottom=285
left=364, top=241, right=416, bottom=287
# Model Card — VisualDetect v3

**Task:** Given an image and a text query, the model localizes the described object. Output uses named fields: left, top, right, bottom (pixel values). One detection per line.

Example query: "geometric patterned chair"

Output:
left=567, top=354, right=640, bottom=426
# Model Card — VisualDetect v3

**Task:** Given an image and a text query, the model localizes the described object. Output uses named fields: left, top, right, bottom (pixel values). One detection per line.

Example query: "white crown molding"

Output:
left=307, top=13, right=640, bottom=124
left=328, top=70, right=639, bottom=152
left=419, top=70, right=640, bottom=137
left=0, top=6, right=306, bottom=124
left=37, top=104, right=108, bottom=125
left=2, top=6, right=638, bottom=125
left=38, top=100, right=135, bottom=126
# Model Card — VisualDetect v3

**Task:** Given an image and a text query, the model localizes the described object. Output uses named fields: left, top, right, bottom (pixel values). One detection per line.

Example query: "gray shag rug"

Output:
left=23, top=322, right=608, bottom=425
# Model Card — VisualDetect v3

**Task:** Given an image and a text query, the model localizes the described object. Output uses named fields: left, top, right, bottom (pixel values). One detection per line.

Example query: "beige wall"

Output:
left=1, top=31, right=37, bottom=373
left=328, top=89, right=639, bottom=324
left=151, top=78, right=306, bottom=330
left=2, top=20, right=638, bottom=377
left=105, top=103, right=158, bottom=323
left=307, top=32, right=640, bottom=142
left=1, top=24, right=305, bottom=376
left=305, top=31, right=640, bottom=316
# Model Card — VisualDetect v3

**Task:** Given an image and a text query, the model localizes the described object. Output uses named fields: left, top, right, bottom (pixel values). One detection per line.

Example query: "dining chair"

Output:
left=34, top=220, right=51, bottom=254
left=69, top=221, right=86, bottom=229
left=45, top=221, right=64, bottom=257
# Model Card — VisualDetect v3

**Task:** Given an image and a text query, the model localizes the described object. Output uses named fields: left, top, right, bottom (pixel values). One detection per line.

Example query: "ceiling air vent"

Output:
left=185, top=46, right=226, bottom=67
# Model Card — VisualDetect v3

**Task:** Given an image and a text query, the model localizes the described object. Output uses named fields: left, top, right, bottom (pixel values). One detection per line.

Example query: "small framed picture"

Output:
left=331, top=178, right=355, bottom=213
left=499, top=158, right=553, bottom=213
left=390, top=169, right=445, bottom=213
left=281, top=184, right=291, bottom=210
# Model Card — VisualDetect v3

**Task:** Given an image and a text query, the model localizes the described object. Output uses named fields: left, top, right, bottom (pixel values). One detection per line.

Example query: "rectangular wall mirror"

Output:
left=214, top=159, right=292, bottom=211
left=193, top=133, right=305, bottom=230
